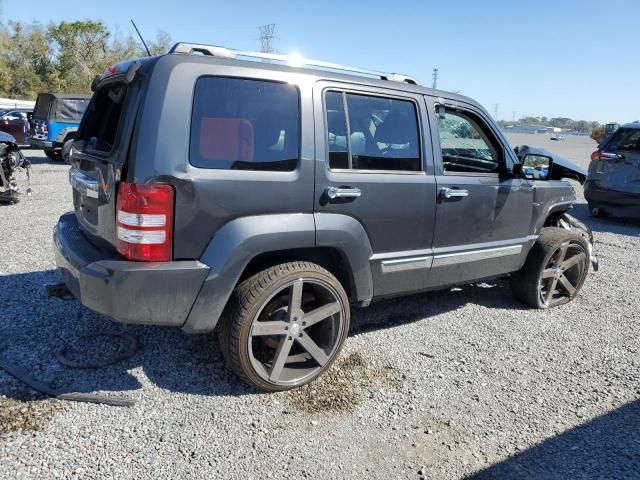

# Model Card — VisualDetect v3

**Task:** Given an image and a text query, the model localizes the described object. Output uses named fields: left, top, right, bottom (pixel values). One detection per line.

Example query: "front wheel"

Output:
left=511, top=228, right=590, bottom=308
left=218, top=261, right=350, bottom=392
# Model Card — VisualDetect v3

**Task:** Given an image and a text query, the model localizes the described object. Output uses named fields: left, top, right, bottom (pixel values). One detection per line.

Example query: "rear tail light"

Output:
left=591, top=151, right=619, bottom=161
left=116, top=182, right=174, bottom=262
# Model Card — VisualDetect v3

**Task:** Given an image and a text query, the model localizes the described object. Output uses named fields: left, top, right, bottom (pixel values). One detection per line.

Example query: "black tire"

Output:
left=511, top=228, right=590, bottom=309
left=218, top=261, right=350, bottom=392
left=44, top=148, right=62, bottom=161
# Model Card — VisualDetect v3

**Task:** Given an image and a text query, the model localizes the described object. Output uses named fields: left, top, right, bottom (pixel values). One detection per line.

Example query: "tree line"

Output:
left=498, top=116, right=601, bottom=133
left=0, top=20, right=171, bottom=100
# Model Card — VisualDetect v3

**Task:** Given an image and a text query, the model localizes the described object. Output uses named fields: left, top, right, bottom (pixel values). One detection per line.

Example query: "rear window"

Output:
left=190, top=77, right=300, bottom=171
left=78, top=83, right=127, bottom=153
left=608, top=128, right=640, bottom=152
left=55, top=98, right=88, bottom=121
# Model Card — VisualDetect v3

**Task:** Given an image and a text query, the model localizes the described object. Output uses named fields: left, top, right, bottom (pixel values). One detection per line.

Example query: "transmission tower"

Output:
left=493, top=104, right=499, bottom=120
left=259, top=24, right=276, bottom=55
left=431, top=68, right=438, bottom=89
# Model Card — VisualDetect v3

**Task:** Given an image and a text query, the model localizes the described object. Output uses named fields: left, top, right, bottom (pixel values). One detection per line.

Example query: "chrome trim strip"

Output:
left=433, top=245, right=523, bottom=267
left=69, top=168, right=99, bottom=199
left=381, top=256, right=433, bottom=273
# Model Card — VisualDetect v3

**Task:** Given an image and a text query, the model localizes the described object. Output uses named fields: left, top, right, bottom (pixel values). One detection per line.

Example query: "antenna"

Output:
left=131, top=19, right=151, bottom=57
left=259, top=24, right=276, bottom=55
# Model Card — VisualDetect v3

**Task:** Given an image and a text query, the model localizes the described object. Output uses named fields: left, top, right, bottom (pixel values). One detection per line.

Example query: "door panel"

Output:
left=425, top=97, right=534, bottom=287
left=313, top=82, right=437, bottom=297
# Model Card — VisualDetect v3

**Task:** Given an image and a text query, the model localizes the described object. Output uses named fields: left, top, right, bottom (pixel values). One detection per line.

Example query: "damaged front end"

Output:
left=555, top=212, right=599, bottom=272
left=0, top=131, right=31, bottom=204
left=515, top=145, right=588, bottom=184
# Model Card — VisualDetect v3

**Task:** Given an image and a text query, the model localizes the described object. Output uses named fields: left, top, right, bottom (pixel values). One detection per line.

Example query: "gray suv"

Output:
left=53, top=43, right=596, bottom=391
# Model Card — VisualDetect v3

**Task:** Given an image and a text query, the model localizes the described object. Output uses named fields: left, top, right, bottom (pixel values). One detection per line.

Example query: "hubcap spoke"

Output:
left=556, top=243, right=570, bottom=264
left=562, top=252, right=586, bottom=271
left=541, top=268, right=556, bottom=279
left=269, top=335, right=295, bottom=381
left=288, top=279, right=303, bottom=318
left=297, top=331, right=330, bottom=367
left=302, top=302, right=341, bottom=328
left=252, top=321, right=289, bottom=336
left=557, top=274, right=576, bottom=296
left=546, top=278, right=559, bottom=304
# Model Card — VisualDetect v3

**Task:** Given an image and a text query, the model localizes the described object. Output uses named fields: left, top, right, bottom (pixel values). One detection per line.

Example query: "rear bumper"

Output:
left=584, top=180, right=640, bottom=218
left=29, top=138, right=53, bottom=149
left=54, top=212, right=210, bottom=326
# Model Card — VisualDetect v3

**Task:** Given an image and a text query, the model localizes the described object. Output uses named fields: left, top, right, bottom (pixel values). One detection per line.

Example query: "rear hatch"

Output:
left=69, top=68, right=146, bottom=254
left=590, top=126, right=640, bottom=194
left=30, top=94, right=53, bottom=141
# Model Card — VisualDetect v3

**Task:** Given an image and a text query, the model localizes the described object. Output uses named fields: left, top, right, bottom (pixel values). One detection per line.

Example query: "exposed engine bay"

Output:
left=0, top=131, right=31, bottom=204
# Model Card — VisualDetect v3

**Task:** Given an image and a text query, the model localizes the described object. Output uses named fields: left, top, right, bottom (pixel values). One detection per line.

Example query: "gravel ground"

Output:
left=1, top=138, right=639, bottom=479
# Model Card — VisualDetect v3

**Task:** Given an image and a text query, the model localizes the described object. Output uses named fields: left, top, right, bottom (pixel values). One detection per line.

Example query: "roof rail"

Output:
left=168, top=42, right=420, bottom=85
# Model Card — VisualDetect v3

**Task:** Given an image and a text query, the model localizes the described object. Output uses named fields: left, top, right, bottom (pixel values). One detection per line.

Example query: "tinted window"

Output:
left=608, top=128, right=640, bottom=152
left=56, top=99, right=88, bottom=121
left=190, top=77, right=299, bottom=171
left=33, top=95, right=51, bottom=118
left=325, top=91, right=421, bottom=172
left=437, top=111, right=500, bottom=174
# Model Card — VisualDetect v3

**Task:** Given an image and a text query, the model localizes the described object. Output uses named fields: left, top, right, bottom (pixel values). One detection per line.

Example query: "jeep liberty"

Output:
left=53, top=43, right=596, bottom=391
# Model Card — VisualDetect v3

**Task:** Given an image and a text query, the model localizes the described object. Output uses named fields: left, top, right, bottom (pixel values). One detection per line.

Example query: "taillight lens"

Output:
left=591, top=151, right=619, bottom=161
left=116, top=182, right=174, bottom=262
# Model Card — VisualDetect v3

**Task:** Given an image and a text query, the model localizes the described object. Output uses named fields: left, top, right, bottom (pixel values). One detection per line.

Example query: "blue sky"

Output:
left=3, top=0, right=638, bottom=123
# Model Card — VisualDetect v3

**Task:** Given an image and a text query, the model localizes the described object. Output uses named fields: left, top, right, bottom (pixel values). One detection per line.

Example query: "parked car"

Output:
left=0, top=108, right=32, bottom=146
left=29, top=93, right=90, bottom=161
left=585, top=122, right=640, bottom=218
left=550, top=134, right=565, bottom=141
left=52, top=43, right=597, bottom=391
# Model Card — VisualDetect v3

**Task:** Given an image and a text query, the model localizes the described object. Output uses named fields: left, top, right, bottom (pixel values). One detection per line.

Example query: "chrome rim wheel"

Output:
left=538, top=240, right=589, bottom=307
left=247, top=278, right=345, bottom=387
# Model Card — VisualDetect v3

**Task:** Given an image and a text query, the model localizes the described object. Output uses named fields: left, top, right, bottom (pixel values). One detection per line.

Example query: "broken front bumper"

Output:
left=53, top=212, right=209, bottom=326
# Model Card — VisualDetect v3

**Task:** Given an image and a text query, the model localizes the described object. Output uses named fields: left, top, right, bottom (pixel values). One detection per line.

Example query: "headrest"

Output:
left=375, top=113, right=414, bottom=145
left=199, top=118, right=254, bottom=161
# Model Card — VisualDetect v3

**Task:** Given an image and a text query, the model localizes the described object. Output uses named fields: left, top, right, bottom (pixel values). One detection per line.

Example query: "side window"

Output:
left=190, top=77, right=300, bottom=171
left=437, top=110, right=500, bottom=174
left=325, top=91, right=421, bottom=172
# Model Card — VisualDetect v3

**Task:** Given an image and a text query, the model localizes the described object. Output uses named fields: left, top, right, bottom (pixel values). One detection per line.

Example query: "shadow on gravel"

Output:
left=350, top=279, right=525, bottom=336
left=467, top=399, right=640, bottom=479
left=570, top=202, right=640, bottom=237
left=0, top=270, right=251, bottom=405
left=23, top=151, right=65, bottom=166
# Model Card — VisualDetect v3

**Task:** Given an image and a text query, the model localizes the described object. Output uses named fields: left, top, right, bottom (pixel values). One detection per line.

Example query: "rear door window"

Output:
left=56, top=99, right=88, bottom=121
left=190, top=77, right=300, bottom=171
left=608, top=128, right=640, bottom=152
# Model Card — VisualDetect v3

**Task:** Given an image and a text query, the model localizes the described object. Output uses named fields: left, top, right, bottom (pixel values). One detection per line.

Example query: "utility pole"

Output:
left=493, top=104, right=499, bottom=120
left=259, top=24, right=276, bottom=56
left=431, top=68, right=438, bottom=89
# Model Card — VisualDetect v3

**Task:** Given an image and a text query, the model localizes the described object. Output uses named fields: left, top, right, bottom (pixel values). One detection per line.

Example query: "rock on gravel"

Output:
left=0, top=146, right=638, bottom=479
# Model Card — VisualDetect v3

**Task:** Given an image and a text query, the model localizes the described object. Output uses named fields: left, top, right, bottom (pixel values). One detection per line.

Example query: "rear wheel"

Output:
left=218, top=261, right=350, bottom=391
left=511, top=228, right=590, bottom=308
left=44, top=148, right=62, bottom=161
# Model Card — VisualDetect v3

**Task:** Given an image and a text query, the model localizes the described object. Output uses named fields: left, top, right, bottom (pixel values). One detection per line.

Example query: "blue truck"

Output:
left=29, top=93, right=90, bottom=161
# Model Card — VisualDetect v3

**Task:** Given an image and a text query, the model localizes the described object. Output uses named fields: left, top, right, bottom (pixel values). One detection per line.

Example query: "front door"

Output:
left=426, top=98, right=534, bottom=287
left=313, top=82, right=437, bottom=298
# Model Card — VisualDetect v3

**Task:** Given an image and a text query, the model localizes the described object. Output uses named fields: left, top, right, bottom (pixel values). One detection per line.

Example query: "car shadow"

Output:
left=0, top=270, right=525, bottom=402
left=22, top=150, right=65, bottom=166
left=466, top=399, right=640, bottom=479
left=570, top=202, right=640, bottom=237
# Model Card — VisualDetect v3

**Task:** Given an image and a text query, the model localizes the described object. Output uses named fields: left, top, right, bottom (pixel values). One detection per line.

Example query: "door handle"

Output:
left=440, top=187, right=469, bottom=199
left=325, top=186, right=362, bottom=199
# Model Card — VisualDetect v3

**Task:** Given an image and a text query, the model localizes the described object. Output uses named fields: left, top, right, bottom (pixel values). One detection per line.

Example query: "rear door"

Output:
left=426, top=97, right=533, bottom=287
left=313, top=81, right=437, bottom=297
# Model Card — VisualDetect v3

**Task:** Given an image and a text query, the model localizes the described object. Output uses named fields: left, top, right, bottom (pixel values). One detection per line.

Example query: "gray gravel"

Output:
left=1, top=139, right=639, bottom=479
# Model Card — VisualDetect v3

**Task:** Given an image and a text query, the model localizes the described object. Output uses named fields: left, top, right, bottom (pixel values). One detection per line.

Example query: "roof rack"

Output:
left=168, top=42, right=420, bottom=86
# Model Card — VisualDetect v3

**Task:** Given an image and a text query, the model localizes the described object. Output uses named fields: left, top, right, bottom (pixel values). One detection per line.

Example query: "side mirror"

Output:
left=519, top=154, right=553, bottom=180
